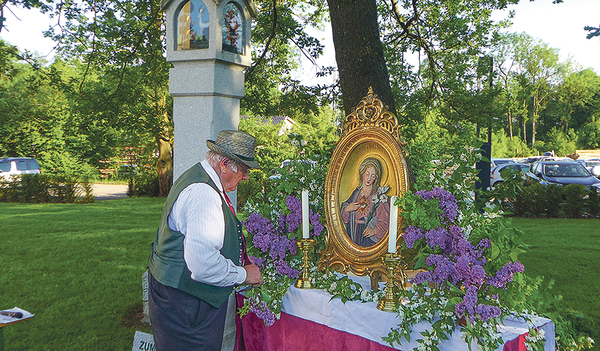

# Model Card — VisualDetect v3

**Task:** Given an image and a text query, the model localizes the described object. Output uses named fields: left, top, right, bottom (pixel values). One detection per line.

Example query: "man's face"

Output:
left=220, top=160, right=250, bottom=192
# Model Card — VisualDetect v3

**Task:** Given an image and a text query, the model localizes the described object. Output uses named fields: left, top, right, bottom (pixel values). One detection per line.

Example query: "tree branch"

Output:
left=246, top=0, right=277, bottom=82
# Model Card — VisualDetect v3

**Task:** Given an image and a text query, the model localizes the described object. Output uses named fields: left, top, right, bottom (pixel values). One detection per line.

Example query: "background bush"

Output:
left=127, top=171, right=160, bottom=197
left=0, top=174, right=94, bottom=203
left=494, top=178, right=599, bottom=219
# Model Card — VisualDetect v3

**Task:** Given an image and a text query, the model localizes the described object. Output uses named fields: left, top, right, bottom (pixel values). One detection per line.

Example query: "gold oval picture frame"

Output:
left=319, top=89, right=410, bottom=280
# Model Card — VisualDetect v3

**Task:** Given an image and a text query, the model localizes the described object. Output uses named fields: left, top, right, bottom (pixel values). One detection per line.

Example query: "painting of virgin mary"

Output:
left=340, top=157, right=390, bottom=247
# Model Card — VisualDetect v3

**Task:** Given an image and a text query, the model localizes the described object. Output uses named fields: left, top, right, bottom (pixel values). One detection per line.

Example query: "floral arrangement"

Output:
left=239, top=137, right=592, bottom=351
left=239, top=195, right=324, bottom=325
left=385, top=186, right=527, bottom=351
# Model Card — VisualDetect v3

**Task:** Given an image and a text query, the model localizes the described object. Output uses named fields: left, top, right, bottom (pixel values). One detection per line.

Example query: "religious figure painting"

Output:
left=340, top=157, right=391, bottom=247
left=222, top=2, right=243, bottom=54
left=176, top=0, right=210, bottom=51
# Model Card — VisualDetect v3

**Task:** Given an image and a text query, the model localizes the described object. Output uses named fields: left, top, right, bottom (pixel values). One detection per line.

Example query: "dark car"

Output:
left=526, top=160, right=600, bottom=191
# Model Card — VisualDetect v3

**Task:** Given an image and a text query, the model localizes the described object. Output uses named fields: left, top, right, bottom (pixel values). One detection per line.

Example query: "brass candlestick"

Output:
left=377, top=253, right=405, bottom=312
left=295, top=238, right=316, bottom=289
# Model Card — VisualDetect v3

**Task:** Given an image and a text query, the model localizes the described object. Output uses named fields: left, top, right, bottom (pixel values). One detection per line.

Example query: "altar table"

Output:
left=239, top=279, right=555, bottom=351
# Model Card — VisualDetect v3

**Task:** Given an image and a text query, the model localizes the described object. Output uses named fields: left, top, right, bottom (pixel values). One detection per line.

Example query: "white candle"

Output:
left=302, top=189, right=310, bottom=239
left=388, top=196, right=398, bottom=253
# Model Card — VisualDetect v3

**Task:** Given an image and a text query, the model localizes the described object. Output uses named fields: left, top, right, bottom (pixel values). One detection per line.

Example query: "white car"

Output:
left=490, top=158, right=515, bottom=169
left=0, top=157, right=41, bottom=181
left=490, top=163, right=530, bottom=187
left=576, top=159, right=600, bottom=179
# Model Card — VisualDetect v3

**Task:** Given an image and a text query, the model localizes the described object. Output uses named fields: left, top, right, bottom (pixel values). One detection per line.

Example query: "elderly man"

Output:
left=148, top=130, right=263, bottom=350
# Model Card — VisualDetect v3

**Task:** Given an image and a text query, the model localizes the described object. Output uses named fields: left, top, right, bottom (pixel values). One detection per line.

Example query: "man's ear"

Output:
left=219, top=159, right=230, bottom=174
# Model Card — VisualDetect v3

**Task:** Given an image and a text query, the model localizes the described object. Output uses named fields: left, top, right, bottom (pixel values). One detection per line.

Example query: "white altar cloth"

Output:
left=281, top=277, right=555, bottom=351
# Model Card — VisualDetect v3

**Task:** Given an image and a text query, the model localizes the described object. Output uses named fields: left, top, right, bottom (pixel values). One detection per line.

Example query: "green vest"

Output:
left=148, top=163, right=243, bottom=308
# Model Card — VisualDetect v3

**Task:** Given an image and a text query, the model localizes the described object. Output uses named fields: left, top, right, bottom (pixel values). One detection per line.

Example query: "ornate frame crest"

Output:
left=319, top=88, right=410, bottom=284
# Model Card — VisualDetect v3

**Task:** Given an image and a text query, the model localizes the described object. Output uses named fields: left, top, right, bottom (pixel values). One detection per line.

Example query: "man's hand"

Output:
left=243, top=264, right=263, bottom=287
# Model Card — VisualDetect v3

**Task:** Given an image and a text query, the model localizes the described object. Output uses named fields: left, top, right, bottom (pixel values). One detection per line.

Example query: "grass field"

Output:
left=510, top=217, right=600, bottom=349
left=0, top=199, right=597, bottom=350
left=0, top=198, right=165, bottom=350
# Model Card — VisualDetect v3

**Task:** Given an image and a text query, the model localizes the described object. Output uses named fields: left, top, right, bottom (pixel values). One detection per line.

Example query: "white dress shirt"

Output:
left=167, top=160, right=247, bottom=287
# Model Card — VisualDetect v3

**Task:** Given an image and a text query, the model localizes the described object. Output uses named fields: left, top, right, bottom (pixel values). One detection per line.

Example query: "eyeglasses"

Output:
left=239, top=165, right=250, bottom=176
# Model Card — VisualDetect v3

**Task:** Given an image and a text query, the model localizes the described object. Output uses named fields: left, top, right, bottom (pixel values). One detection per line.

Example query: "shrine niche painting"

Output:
left=222, top=2, right=243, bottom=54
left=176, top=0, right=209, bottom=50
left=319, top=88, right=410, bottom=281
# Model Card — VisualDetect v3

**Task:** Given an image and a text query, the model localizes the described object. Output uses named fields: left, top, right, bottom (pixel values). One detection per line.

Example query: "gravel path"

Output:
left=91, top=183, right=128, bottom=200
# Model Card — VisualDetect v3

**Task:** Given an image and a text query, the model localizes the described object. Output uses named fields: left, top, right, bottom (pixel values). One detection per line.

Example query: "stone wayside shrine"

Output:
left=161, top=0, right=257, bottom=180
left=137, top=1, right=256, bottom=348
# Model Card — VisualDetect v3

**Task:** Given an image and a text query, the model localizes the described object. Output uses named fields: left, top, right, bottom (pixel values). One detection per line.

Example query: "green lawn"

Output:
left=0, top=198, right=165, bottom=350
left=510, top=217, right=600, bottom=349
left=0, top=200, right=597, bottom=350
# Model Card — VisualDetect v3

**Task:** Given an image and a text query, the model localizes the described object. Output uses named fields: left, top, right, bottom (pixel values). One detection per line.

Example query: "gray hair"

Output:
left=206, top=150, right=240, bottom=172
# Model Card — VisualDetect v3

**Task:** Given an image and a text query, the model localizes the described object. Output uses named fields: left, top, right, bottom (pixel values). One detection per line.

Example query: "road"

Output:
left=91, top=183, right=128, bottom=200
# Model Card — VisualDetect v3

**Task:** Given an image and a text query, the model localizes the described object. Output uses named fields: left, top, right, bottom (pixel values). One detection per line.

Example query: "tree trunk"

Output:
left=156, top=135, right=173, bottom=196
left=327, top=0, right=396, bottom=116
left=523, top=117, right=527, bottom=144
left=508, top=109, right=513, bottom=139
left=531, top=117, right=536, bottom=148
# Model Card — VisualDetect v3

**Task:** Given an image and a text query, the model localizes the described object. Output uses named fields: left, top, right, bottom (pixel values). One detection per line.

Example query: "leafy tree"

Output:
left=0, top=50, right=98, bottom=177
left=553, top=68, right=600, bottom=131
left=492, top=33, right=528, bottom=140
left=515, top=35, right=566, bottom=148
left=326, top=0, right=395, bottom=115
left=14, top=0, right=173, bottom=192
left=241, top=0, right=333, bottom=118
left=578, top=121, right=600, bottom=149
left=542, top=127, right=576, bottom=157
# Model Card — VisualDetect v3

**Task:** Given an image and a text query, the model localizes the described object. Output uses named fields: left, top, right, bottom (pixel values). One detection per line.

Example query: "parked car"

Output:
left=0, top=157, right=41, bottom=181
left=575, top=159, right=600, bottom=179
left=526, top=160, right=600, bottom=191
left=490, top=163, right=530, bottom=187
left=490, top=158, right=515, bottom=169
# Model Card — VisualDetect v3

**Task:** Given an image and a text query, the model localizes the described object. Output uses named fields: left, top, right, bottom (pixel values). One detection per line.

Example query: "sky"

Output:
left=296, top=0, right=600, bottom=83
left=1, top=0, right=599, bottom=75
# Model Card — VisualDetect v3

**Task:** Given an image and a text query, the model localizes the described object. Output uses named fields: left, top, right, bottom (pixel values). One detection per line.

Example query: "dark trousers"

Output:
left=148, top=271, right=228, bottom=351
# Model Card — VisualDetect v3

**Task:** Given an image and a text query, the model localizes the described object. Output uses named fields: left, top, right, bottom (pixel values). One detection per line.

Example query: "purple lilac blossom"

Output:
left=425, top=227, right=451, bottom=252
left=278, top=214, right=287, bottom=233
left=416, top=187, right=458, bottom=223
left=267, top=235, right=297, bottom=260
left=432, top=187, right=458, bottom=222
left=404, top=226, right=425, bottom=248
left=249, top=256, right=266, bottom=269
left=487, top=262, right=525, bottom=289
left=249, top=299, right=276, bottom=326
left=252, top=231, right=274, bottom=252
left=412, top=254, right=455, bottom=286
left=428, top=254, right=456, bottom=285
left=478, top=238, right=491, bottom=249
left=463, top=264, right=486, bottom=289
left=274, top=259, right=300, bottom=278
left=285, top=196, right=303, bottom=233
left=244, top=212, right=277, bottom=237
left=475, top=304, right=501, bottom=322
left=408, top=187, right=516, bottom=324
left=455, top=286, right=478, bottom=322
left=309, top=210, right=324, bottom=236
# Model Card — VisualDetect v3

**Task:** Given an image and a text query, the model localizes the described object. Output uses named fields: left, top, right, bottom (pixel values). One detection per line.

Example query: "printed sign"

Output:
left=132, top=331, right=155, bottom=351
